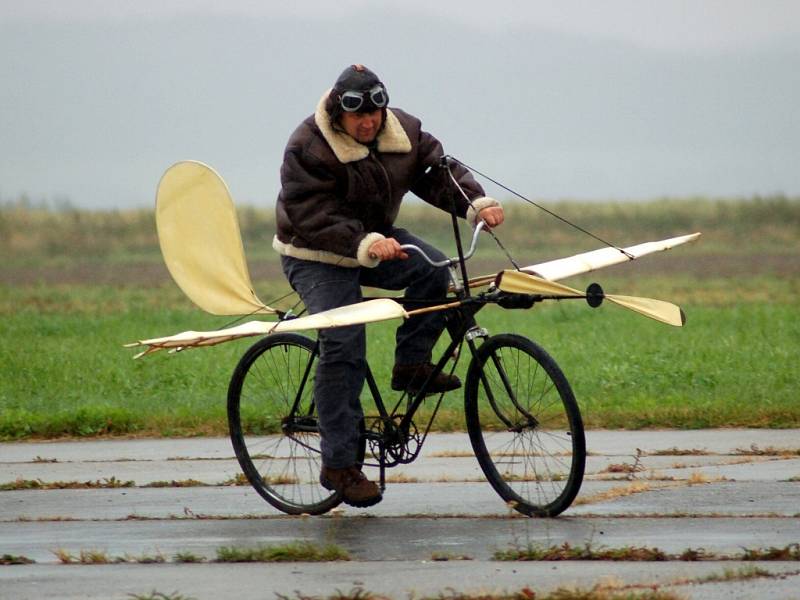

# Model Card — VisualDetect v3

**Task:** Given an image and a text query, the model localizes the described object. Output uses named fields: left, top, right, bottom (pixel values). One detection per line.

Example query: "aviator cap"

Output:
left=328, top=64, right=389, bottom=116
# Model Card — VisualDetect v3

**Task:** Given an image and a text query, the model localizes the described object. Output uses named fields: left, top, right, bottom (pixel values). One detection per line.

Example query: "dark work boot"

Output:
left=320, top=466, right=382, bottom=508
left=391, top=363, right=461, bottom=394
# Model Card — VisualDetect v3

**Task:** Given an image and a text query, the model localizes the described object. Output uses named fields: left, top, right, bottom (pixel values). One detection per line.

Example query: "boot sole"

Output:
left=320, top=478, right=383, bottom=508
left=341, top=494, right=383, bottom=508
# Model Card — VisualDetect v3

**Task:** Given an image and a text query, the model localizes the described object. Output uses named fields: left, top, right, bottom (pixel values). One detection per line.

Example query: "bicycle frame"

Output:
left=228, top=157, right=587, bottom=516
left=282, top=158, right=524, bottom=488
left=367, top=298, right=487, bottom=489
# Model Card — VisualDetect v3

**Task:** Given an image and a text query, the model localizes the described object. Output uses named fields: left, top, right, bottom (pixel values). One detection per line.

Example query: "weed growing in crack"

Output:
left=646, top=447, right=710, bottom=456
left=172, top=551, right=206, bottom=563
left=215, top=541, right=350, bottom=562
left=275, top=586, right=682, bottom=599
left=142, top=479, right=207, bottom=488
left=1, top=477, right=134, bottom=491
left=741, top=543, right=800, bottom=561
left=494, top=543, right=800, bottom=563
left=694, top=565, right=773, bottom=583
left=494, top=542, right=668, bottom=562
left=122, top=552, right=167, bottom=564
left=32, top=456, right=58, bottom=463
left=573, top=481, right=653, bottom=505
left=0, top=553, right=35, bottom=565
left=602, top=449, right=645, bottom=480
left=127, top=592, right=196, bottom=600
left=733, top=444, right=800, bottom=456
left=677, top=547, right=715, bottom=561
left=430, top=552, right=473, bottom=561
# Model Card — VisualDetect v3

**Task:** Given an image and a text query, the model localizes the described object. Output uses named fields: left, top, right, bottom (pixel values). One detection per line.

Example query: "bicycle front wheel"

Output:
left=227, top=333, right=359, bottom=515
left=465, top=333, right=585, bottom=517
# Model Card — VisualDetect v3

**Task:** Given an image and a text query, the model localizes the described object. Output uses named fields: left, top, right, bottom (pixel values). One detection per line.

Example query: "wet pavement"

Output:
left=1, top=430, right=799, bottom=599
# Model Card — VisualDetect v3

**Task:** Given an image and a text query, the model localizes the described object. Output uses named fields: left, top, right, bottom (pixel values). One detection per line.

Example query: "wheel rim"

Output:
left=232, top=338, right=336, bottom=513
left=472, top=341, right=582, bottom=513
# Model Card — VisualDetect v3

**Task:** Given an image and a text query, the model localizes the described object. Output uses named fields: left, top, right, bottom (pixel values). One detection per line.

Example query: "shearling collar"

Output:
left=314, top=90, right=412, bottom=164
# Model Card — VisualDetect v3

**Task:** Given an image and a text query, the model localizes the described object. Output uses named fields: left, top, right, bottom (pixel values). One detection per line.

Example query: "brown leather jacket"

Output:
left=274, top=93, right=498, bottom=268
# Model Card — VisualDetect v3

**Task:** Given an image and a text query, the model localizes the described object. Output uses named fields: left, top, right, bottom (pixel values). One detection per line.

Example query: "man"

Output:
left=274, top=64, right=504, bottom=507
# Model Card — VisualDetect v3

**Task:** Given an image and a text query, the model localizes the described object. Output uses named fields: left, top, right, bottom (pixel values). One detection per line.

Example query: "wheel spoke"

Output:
left=228, top=334, right=364, bottom=515
left=466, top=334, right=585, bottom=517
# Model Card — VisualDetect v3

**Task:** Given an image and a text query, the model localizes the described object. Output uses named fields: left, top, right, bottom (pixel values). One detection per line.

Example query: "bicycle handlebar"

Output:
left=400, top=221, right=487, bottom=267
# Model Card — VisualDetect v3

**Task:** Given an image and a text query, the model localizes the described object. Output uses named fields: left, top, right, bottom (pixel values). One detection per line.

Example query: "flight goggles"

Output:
left=339, top=84, right=388, bottom=112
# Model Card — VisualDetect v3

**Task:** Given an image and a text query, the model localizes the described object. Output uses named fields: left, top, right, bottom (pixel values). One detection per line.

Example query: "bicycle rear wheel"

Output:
left=465, top=333, right=585, bottom=517
left=227, top=333, right=363, bottom=515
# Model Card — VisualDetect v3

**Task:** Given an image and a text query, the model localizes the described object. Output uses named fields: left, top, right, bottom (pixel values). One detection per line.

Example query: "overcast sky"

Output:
left=1, top=0, right=799, bottom=208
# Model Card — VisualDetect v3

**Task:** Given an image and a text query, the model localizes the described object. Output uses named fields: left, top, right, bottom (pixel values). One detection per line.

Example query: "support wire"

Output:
left=446, top=155, right=635, bottom=259
left=446, top=166, right=522, bottom=270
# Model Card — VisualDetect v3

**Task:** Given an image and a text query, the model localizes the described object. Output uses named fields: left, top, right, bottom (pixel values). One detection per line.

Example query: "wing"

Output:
left=156, top=161, right=274, bottom=316
left=125, top=298, right=409, bottom=358
left=467, top=232, right=701, bottom=288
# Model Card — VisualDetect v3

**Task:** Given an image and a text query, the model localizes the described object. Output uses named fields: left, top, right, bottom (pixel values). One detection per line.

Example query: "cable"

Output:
left=217, top=288, right=300, bottom=330
left=446, top=156, right=635, bottom=259
left=446, top=167, right=522, bottom=270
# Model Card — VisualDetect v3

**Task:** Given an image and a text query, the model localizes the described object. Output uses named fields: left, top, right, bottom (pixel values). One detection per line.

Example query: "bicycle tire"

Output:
left=227, top=333, right=364, bottom=515
left=465, top=333, right=585, bottom=517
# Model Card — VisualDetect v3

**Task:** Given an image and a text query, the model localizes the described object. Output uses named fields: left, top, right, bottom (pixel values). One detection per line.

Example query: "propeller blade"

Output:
left=496, top=270, right=685, bottom=327
left=604, top=295, right=686, bottom=327
left=496, top=270, right=584, bottom=297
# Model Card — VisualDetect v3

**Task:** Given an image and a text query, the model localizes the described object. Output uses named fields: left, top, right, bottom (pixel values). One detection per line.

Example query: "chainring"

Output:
left=366, top=415, right=422, bottom=467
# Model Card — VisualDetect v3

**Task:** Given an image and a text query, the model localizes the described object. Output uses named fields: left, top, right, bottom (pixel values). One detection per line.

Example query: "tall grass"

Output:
left=2, top=196, right=798, bottom=267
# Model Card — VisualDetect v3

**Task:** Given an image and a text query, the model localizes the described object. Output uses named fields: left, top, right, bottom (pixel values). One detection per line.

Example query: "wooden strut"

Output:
left=405, top=301, right=464, bottom=317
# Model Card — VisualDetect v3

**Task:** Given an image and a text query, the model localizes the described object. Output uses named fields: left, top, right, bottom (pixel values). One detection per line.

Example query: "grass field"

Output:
left=1, top=196, right=798, bottom=440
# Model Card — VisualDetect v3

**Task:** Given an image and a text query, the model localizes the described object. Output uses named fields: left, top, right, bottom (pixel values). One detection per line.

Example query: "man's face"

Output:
left=340, top=109, right=383, bottom=144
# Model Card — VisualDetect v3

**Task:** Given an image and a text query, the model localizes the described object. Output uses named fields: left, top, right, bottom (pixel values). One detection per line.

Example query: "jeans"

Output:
left=280, top=228, right=450, bottom=468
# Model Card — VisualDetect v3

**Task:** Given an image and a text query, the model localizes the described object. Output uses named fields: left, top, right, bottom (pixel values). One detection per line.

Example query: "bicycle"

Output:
left=226, top=205, right=586, bottom=518
left=134, top=158, right=691, bottom=517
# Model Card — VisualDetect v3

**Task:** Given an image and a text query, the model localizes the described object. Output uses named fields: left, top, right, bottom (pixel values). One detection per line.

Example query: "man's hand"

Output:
left=479, top=206, right=505, bottom=228
left=368, top=237, right=409, bottom=261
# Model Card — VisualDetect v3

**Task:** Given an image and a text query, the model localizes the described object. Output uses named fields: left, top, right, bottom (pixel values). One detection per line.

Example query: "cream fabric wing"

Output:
left=467, top=232, right=701, bottom=289
left=528, top=232, right=701, bottom=281
left=156, top=161, right=273, bottom=315
left=126, top=299, right=409, bottom=357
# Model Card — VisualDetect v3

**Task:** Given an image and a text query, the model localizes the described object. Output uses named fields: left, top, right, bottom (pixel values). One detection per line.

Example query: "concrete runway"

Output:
left=1, top=430, right=799, bottom=599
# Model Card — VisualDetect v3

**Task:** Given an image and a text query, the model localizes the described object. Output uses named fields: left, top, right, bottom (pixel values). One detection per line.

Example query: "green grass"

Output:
left=1, top=198, right=799, bottom=439
left=0, top=280, right=797, bottom=439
